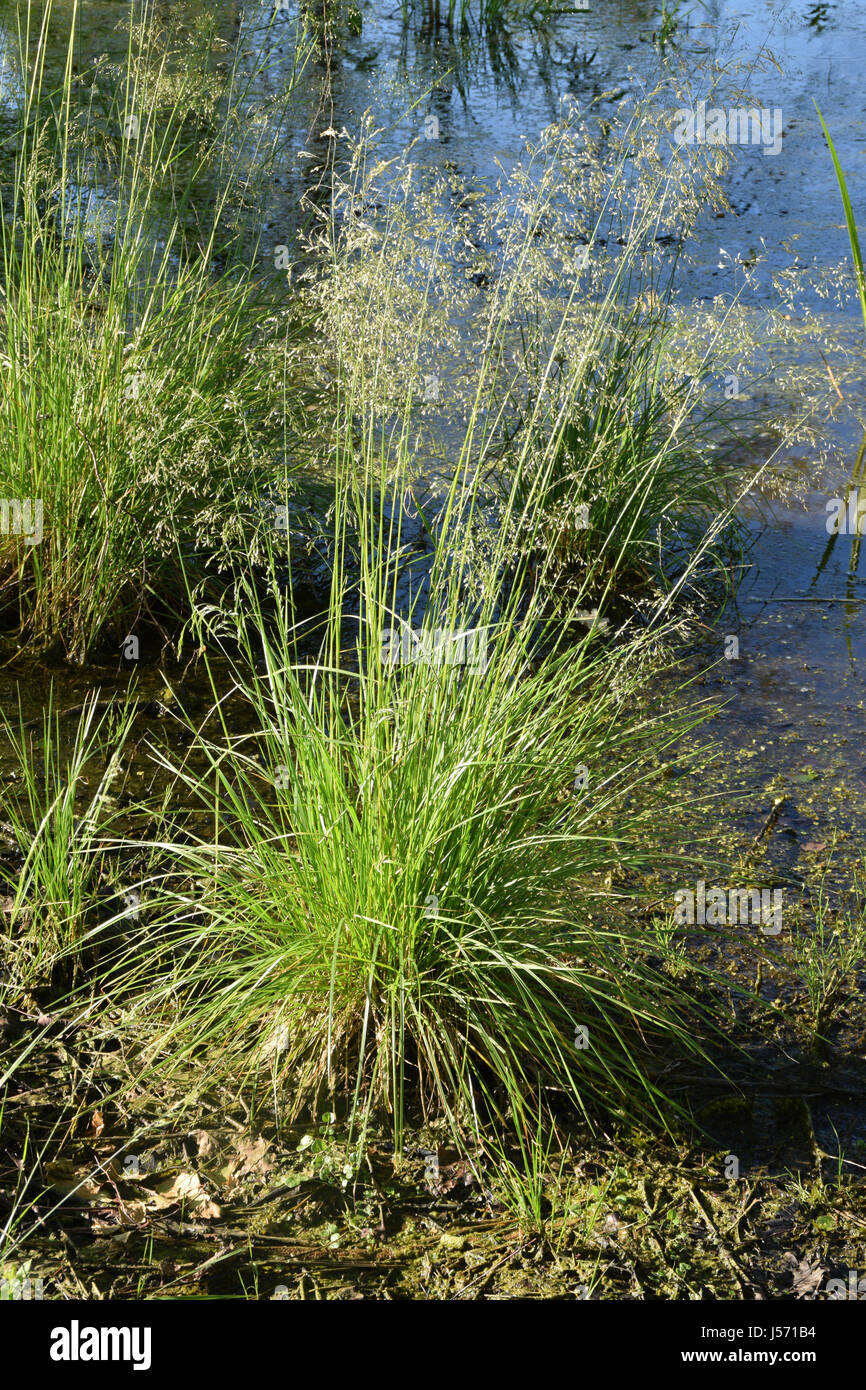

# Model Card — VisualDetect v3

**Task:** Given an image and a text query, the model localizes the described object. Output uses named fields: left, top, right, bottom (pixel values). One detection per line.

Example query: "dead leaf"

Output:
left=226, top=1135, right=273, bottom=1186
left=44, top=1161, right=102, bottom=1200
left=92, top=1199, right=147, bottom=1233
left=783, top=1251, right=826, bottom=1299
left=146, top=1171, right=221, bottom=1220
left=193, top=1129, right=217, bottom=1158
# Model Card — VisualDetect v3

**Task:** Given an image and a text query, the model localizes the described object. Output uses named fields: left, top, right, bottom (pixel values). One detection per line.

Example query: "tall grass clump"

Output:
left=88, top=136, right=748, bottom=1145
left=97, top=524, right=720, bottom=1146
left=84, top=85, right=823, bottom=1148
left=0, top=0, right=307, bottom=659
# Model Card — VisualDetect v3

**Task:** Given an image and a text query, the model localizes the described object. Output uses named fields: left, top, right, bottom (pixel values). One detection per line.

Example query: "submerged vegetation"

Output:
left=1, top=0, right=866, bottom=1308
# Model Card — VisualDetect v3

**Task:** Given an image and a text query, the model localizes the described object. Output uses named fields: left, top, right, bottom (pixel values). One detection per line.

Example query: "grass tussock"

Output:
left=92, top=416, right=728, bottom=1147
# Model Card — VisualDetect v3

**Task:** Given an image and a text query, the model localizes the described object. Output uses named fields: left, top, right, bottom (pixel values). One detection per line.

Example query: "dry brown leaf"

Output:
left=193, top=1129, right=217, bottom=1158
left=783, top=1252, right=826, bottom=1299
left=44, top=1161, right=102, bottom=1200
left=227, top=1135, right=273, bottom=1186
left=146, top=1171, right=221, bottom=1219
left=92, top=1199, right=148, bottom=1233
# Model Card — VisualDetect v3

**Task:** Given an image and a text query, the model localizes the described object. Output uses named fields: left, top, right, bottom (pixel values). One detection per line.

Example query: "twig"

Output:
left=753, top=796, right=784, bottom=846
